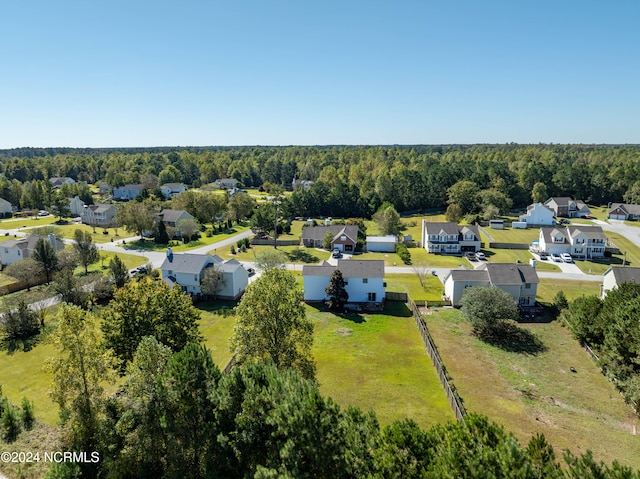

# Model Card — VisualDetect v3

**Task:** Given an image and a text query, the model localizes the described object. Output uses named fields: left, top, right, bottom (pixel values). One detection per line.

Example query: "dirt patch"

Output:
left=335, top=328, right=353, bottom=336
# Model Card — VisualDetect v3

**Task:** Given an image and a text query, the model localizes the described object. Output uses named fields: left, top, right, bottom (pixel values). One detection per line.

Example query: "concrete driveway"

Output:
left=594, top=218, right=640, bottom=250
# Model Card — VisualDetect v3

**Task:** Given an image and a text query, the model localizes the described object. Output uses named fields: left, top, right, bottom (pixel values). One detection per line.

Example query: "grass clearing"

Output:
left=482, top=227, right=541, bottom=244
left=384, top=273, right=443, bottom=302
left=310, top=302, right=453, bottom=428
left=536, top=278, right=601, bottom=303
left=122, top=224, right=251, bottom=253
left=426, top=308, right=640, bottom=470
left=198, top=302, right=238, bottom=369
left=0, top=422, right=60, bottom=479
left=604, top=233, right=640, bottom=268
left=0, top=216, right=57, bottom=229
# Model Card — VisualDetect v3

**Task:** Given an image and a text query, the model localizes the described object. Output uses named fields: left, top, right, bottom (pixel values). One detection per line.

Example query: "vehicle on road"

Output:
left=561, top=253, right=573, bottom=263
left=475, top=252, right=486, bottom=260
left=332, top=248, right=341, bottom=258
left=551, top=253, right=562, bottom=262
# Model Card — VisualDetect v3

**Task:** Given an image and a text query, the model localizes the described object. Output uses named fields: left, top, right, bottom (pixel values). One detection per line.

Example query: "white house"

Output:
left=366, top=235, right=397, bottom=253
left=302, top=259, right=385, bottom=306
left=0, top=198, right=13, bottom=216
left=421, top=221, right=481, bottom=254
left=68, top=196, right=86, bottom=216
left=0, top=234, right=65, bottom=267
left=601, top=266, right=640, bottom=298
left=161, top=183, right=187, bottom=199
left=519, top=203, right=555, bottom=226
left=443, top=263, right=539, bottom=307
left=538, top=225, right=607, bottom=259
left=113, top=184, right=143, bottom=201
left=161, top=251, right=248, bottom=299
left=82, top=204, right=117, bottom=227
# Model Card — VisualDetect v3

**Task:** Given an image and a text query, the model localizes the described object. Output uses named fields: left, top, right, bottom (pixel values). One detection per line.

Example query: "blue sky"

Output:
left=1, top=1, right=638, bottom=147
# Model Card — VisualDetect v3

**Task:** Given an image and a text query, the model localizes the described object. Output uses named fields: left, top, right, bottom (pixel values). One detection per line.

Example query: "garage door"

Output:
left=610, top=214, right=626, bottom=220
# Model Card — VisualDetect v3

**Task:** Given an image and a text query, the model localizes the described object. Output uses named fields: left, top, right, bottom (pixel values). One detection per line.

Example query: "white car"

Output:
left=550, top=253, right=562, bottom=262
left=475, top=252, right=486, bottom=260
left=561, top=253, right=573, bottom=263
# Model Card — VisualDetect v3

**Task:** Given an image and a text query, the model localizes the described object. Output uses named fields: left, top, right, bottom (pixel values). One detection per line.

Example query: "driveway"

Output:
left=594, top=218, right=640, bottom=250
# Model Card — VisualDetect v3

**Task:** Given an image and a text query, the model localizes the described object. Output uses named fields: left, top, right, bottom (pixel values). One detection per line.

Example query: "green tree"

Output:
left=460, top=286, right=520, bottom=335
left=373, top=203, right=402, bottom=236
left=445, top=203, right=463, bottom=223
left=447, top=180, right=479, bottom=215
left=323, top=229, right=334, bottom=250
left=231, top=268, right=315, bottom=379
left=201, top=265, right=226, bottom=300
left=4, top=258, right=43, bottom=291
left=73, top=229, right=100, bottom=274
left=479, top=188, right=513, bottom=215
left=53, top=267, right=89, bottom=309
left=0, top=300, right=42, bottom=349
left=21, top=396, right=35, bottom=431
left=250, top=202, right=276, bottom=234
left=325, top=269, right=349, bottom=311
left=155, top=219, right=170, bottom=244
left=45, top=305, right=114, bottom=466
left=624, top=180, right=640, bottom=205
left=531, top=181, right=549, bottom=204
left=32, top=237, right=59, bottom=283
left=176, top=217, right=200, bottom=242
left=117, top=199, right=158, bottom=238
left=254, top=249, right=287, bottom=271
left=228, top=192, right=256, bottom=223
left=109, top=255, right=129, bottom=289
left=49, top=194, right=71, bottom=221
left=101, top=278, right=202, bottom=372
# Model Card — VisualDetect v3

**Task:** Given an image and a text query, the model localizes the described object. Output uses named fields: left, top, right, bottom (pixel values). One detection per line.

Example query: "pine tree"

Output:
left=326, top=269, right=349, bottom=312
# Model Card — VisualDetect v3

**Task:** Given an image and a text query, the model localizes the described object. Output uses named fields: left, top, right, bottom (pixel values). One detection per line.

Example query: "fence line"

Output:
left=476, top=224, right=493, bottom=242
left=406, top=296, right=467, bottom=421
left=223, top=354, right=237, bottom=373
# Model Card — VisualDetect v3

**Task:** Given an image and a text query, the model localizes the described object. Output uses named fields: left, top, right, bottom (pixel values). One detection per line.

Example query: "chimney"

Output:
left=166, top=247, right=173, bottom=262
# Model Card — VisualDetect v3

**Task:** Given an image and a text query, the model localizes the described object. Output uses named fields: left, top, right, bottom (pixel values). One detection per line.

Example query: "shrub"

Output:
left=396, top=244, right=411, bottom=264
left=2, top=403, right=21, bottom=442
left=21, top=397, right=35, bottom=430
left=230, top=245, right=236, bottom=255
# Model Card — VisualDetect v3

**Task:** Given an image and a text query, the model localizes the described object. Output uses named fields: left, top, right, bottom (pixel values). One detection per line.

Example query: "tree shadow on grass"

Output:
left=476, top=321, right=547, bottom=355
left=286, top=249, right=320, bottom=264
left=0, top=336, right=41, bottom=354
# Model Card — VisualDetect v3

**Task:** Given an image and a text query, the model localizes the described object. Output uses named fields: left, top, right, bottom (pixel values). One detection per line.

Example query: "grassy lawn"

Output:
left=0, top=422, right=59, bottom=479
left=52, top=223, right=125, bottom=243
left=426, top=308, right=640, bottom=470
left=384, top=273, right=443, bottom=302
left=0, top=216, right=57, bottom=229
left=310, top=302, right=454, bottom=428
left=198, top=302, right=238, bottom=369
left=481, top=249, right=561, bottom=272
left=216, top=244, right=325, bottom=264
left=603, top=233, right=640, bottom=268
left=123, top=224, right=250, bottom=253
left=482, top=227, right=541, bottom=244
left=536, top=278, right=601, bottom=303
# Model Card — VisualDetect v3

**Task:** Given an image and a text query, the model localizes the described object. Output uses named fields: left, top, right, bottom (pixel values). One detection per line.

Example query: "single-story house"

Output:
left=519, top=203, right=555, bottom=226
left=214, top=178, right=239, bottom=189
left=537, top=225, right=607, bottom=259
left=302, top=259, right=385, bottom=306
left=421, top=221, right=481, bottom=254
left=366, top=235, right=397, bottom=253
left=82, top=204, right=117, bottom=227
left=608, top=203, right=640, bottom=221
left=161, top=250, right=248, bottom=299
left=68, top=196, right=86, bottom=216
left=49, top=177, right=75, bottom=188
left=544, top=197, right=591, bottom=218
left=113, top=184, right=143, bottom=201
left=443, top=263, right=539, bottom=307
left=601, top=266, right=640, bottom=298
left=161, top=183, right=187, bottom=199
left=0, top=234, right=65, bottom=267
left=0, top=198, right=13, bottom=216
left=301, top=225, right=358, bottom=253
left=157, top=209, right=195, bottom=228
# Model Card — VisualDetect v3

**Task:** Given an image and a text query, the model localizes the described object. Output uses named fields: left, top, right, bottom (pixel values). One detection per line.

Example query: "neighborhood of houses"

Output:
left=1, top=182, right=640, bottom=312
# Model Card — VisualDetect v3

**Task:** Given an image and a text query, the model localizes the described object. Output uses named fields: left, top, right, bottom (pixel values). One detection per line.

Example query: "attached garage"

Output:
left=366, top=235, right=397, bottom=253
left=609, top=213, right=627, bottom=220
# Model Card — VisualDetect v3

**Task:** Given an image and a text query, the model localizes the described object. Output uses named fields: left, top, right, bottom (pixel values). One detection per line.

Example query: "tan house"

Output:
left=301, top=225, right=358, bottom=252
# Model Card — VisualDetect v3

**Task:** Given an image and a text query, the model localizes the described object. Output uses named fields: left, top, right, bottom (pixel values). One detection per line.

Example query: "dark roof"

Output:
left=423, top=222, right=480, bottom=240
left=608, top=266, right=640, bottom=285
left=218, top=258, right=243, bottom=273
left=610, top=203, right=640, bottom=216
left=302, top=259, right=384, bottom=278
left=485, top=263, right=539, bottom=285
left=445, top=269, right=491, bottom=282
left=161, top=253, right=214, bottom=274
left=301, top=225, right=358, bottom=242
left=566, top=225, right=606, bottom=240
left=86, top=204, right=115, bottom=213
left=158, top=209, right=193, bottom=223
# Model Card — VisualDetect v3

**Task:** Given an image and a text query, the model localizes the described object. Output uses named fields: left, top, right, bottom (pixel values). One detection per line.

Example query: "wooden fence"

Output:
left=0, top=275, right=49, bottom=295
left=489, top=242, right=530, bottom=250
left=251, top=239, right=300, bottom=246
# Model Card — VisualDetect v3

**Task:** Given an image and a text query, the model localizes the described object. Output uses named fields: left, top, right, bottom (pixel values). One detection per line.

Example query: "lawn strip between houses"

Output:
left=425, top=308, right=640, bottom=470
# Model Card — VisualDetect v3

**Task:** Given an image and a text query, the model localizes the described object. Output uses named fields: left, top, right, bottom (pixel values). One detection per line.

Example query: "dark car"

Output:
left=465, top=252, right=477, bottom=261
left=246, top=267, right=256, bottom=276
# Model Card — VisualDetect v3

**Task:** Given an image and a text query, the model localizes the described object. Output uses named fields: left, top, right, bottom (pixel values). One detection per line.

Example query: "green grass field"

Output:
left=384, top=273, right=443, bottom=302
left=425, top=308, right=640, bottom=470
left=481, top=227, right=541, bottom=244
left=536, top=278, right=601, bottom=303
left=123, top=224, right=251, bottom=253
left=309, top=302, right=454, bottom=428
left=198, top=302, right=237, bottom=368
left=0, top=216, right=57, bottom=229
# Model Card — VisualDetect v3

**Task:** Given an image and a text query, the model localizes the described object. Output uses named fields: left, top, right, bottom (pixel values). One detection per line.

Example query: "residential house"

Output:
left=160, top=183, right=187, bottom=199
left=302, top=259, right=385, bottom=306
left=292, top=179, right=314, bottom=191
left=0, top=234, right=65, bottom=267
left=157, top=209, right=195, bottom=237
left=0, top=198, right=13, bottom=217
left=214, top=178, right=239, bottom=189
left=519, top=203, right=555, bottom=226
left=537, top=225, right=607, bottom=259
left=443, top=263, right=539, bottom=307
left=82, top=204, right=117, bottom=227
left=49, top=177, right=75, bottom=188
left=601, top=266, right=640, bottom=298
left=68, top=196, right=86, bottom=216
left=544, top=197, right=591, bottom=218
left=366, top=235, right=397, bottom=253
left=608, top=203, right=640, bottom=220
left=301, top=225, right=358, bottom=252
left=421, top=221, right=481, bottom=254
left=113, top=184, right=143, bottom=201
left=161, top=250, right=248, bottom=299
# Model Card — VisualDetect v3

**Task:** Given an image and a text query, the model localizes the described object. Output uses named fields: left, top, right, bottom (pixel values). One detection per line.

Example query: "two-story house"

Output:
left=82, top=204, right=117, bottom=227
left=112, top=184, right=143, bottom=201
left=519, top=203, right=555, bottom=226
left=608, top=203, right=640, bottom=220
left=301, top=225, right=358, bottom=253
left=0, top=234, right=65, bottom=267
left=161, top=250, right=248, bottom=299
left=544, top=197, right=591, bottom=218
left=302, top=259, right=385, bottom=307
left=68, top=196, right=86, bottom=216
left=0, top=198, right=13, bottom=217
left=538, top=225, right=607, bottom=259
left=601, top=266, right=640, bottom=298
left=160, top=183, right=187, bottom=199
left=421, top=221, right=481, bottom=254
left=443, top=263, right=539, bottom=307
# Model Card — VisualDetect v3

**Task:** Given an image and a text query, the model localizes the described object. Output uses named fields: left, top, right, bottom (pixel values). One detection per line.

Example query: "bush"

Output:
left=2, top=403, right=21, bottom=442
left=230, top=245, right=236, bottom=255
left=21, top=397, right=34, bottom=430
left=396, top=244, right=411, bottom=264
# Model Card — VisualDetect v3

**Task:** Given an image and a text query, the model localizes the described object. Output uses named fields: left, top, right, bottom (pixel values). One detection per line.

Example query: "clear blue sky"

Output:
left=1, top=1, right=639, bottom=147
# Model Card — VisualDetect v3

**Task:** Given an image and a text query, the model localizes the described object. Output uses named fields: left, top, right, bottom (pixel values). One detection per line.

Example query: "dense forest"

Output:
left=1, top=145, right=640, bottom=219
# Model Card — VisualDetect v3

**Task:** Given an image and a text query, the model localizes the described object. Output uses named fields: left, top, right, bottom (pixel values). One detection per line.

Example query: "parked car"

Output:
left=559, top=219, right=570, bottom=225
left=538, top=253, right=548, bottom=260
left=332, top=248, right=341, bottom=258
left=475, top=252, right=486, bottom=260
left=246, top=267, right=255, bottom=276
left=551, top=253, right=562, bottom=262
left=135, top=265, right=147, bottom=274
left=38, top=210, right=49, bottom=216
left=561, top=253, right=573, bottom=263
left=465, top=252, right=477, bottom=261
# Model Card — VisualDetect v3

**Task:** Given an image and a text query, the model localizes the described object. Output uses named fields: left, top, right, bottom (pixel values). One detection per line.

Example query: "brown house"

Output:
left=301, top=225, right=358, bottom=252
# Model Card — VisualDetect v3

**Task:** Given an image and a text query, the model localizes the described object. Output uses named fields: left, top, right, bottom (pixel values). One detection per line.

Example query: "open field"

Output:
left=0, top=216, right=57, bottom=229
left=309, top=302, right=453, bottom=428
left=199, top=302, right=237, bottom=368
left=603, top=233, right=640, bottom=268
left=481, top=226, right=541, bottom=244
left=537, top=278, right=601, bottom=302
left=426, top=308, right=640, bottom=470
left=384, top=273, right=443, bottom=302
left=123, top=224, right=250, bottom=253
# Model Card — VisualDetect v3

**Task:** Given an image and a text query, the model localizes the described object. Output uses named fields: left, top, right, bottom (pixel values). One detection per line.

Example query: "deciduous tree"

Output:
left=73, top=229, right=100, bottom=274
left=460, top=286, right=520, bottom=335
left=32, top=237, right=59, bottom=283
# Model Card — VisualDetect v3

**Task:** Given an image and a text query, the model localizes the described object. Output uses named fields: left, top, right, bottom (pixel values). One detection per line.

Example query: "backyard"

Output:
left=425, top=308, right=640, bottom=470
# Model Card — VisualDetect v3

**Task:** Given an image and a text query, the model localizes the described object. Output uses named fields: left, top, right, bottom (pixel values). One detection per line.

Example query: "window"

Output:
left=194, top=275, right=198, bottom=281
left=362, top=278, right=368, bottom=284
left=367, top=292, right=376, bottom=301
left=524, top=283, right=531, bottom=289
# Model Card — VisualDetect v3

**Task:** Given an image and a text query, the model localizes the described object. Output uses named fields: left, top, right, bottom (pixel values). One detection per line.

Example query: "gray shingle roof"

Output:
left=566, top=225, right=606, bottom=240
left=301, top=225, right=358, bottom=242
left=423, top=222, right=480, bottom=240
left=609, top=266, right=640, bottom=285
left=610, top=203, right=640, bottom=216
left=158, top=209, right=193, bottom=224
left=445, top=269, right=491, bottom=282
left=161, top=253, right=213, bottom=274
left=302, top=259, right=384, bottom=278
left=485, top=263, right=539, bottom=285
